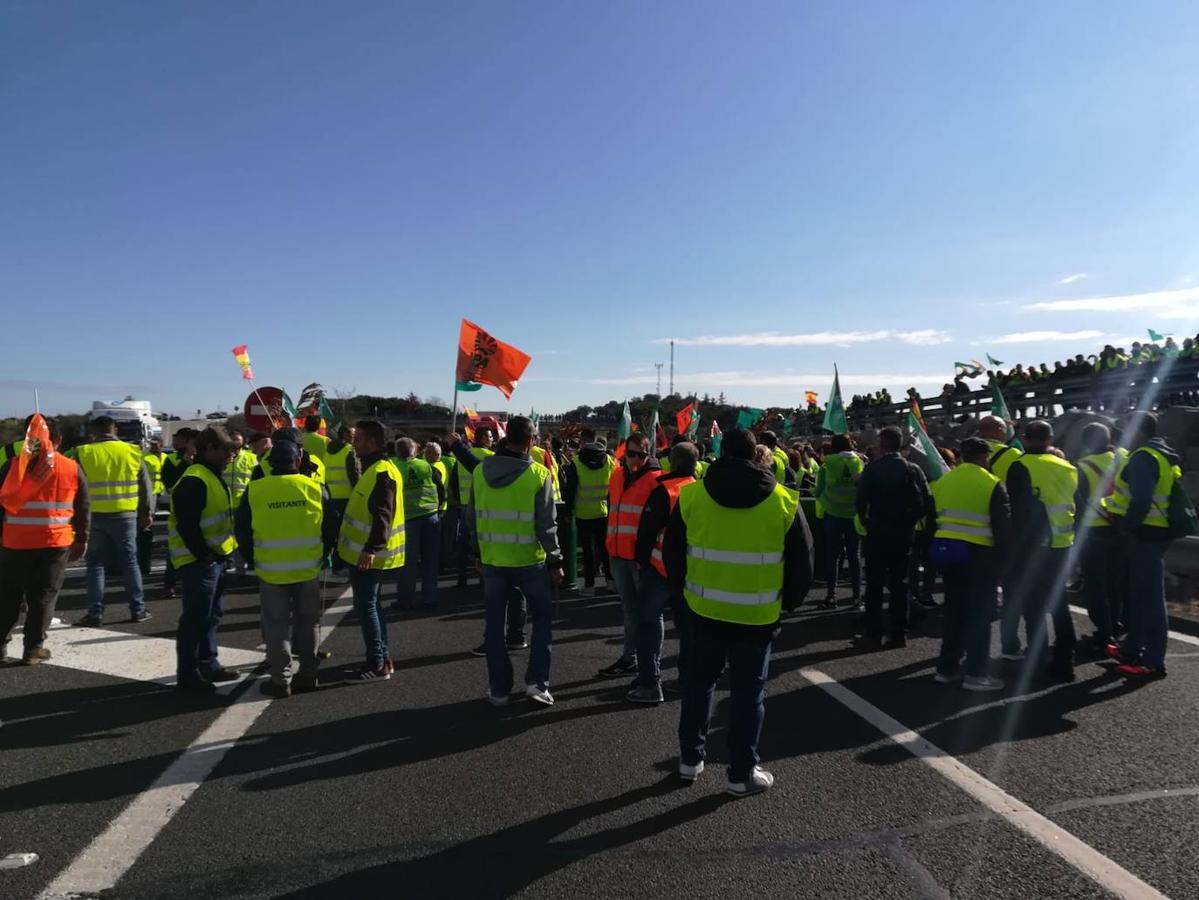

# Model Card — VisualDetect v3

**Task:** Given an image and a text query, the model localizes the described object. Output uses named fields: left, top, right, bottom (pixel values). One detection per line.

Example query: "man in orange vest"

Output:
left=0, top=418, right=90, bottom=665
left=600, top=431, right=662, bottom=684
left=636, top=440, right=700, bottom=698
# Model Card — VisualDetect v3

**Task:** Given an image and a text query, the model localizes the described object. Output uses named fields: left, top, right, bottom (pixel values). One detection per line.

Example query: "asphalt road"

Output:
left=3, top=546, right=1198, bottom=900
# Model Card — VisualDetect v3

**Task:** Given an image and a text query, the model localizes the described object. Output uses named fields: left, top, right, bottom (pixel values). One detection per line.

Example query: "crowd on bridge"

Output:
left=0, top=398, right=1186, bottom=798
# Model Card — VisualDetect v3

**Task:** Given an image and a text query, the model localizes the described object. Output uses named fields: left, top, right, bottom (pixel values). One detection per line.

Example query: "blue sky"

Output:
left=3, top=1, right=1198, bottom=418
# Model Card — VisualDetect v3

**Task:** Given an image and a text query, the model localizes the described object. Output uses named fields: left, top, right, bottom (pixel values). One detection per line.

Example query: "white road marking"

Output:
left=801, top=667, right=1168, bottom=900
left=39, top=626, right=264, bottom=687
left=1067, top=604, right=1199, bottom=647
left=37, top=589, right=354, bottom=900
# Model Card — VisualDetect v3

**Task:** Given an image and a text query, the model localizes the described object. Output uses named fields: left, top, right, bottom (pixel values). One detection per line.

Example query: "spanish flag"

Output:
left=231, top=345, right=254, bottom=381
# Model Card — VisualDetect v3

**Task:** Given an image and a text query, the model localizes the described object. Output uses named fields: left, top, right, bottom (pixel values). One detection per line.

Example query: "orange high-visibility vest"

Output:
left=2, top=457, right=79, bottom=550
left=650, top=475, right=695, bottom=577
left=605, top=467, right=663, bottom=560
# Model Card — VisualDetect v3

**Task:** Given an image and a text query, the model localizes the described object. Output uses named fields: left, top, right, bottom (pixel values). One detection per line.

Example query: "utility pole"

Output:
left=654, top=363, right=664, bottom=396
left=669, top=340, right=675, bottom=396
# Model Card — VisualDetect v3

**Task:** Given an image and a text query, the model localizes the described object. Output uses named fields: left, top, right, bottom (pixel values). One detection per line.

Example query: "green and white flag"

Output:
left=734, top=407, right=764, bottom=430
left=907, top=409, right=949, bottom=481
left=822, top=365, right=848, bottom=434
left=616, top=400, right=632, bottom=443
left=989, top=378, right=1024, bottom=450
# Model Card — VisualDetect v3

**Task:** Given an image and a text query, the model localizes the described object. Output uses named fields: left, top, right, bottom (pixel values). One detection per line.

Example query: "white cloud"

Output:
left=590, top=370, right=949, bottom=388
left=1024, top=287, right=1199, bottom=313
left=653, top=329, right=951, bottom=347
left=1057, top=273, right=1091, bottom=285
left=989, top=330, right=1105, bottom=344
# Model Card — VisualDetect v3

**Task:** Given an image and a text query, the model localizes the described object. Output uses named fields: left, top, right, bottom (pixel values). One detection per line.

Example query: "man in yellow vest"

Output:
left=324, top=425, right=360, bottom=570
left=977, top=415, right=1023, bottom=481
left=160, top=428, right=196, bottom=600
left=1074, top=422, right=1127, bottom=653
left=169, top=426, right=241, bottom=692
left=1102, top=412, right=1179, bottom=678
left=338, top=420, right=404, bottom=682
left=470, top=416, right=562, bottom=707
left=235, top=441, right=337, bottom=697
left=0, top=418, right=90, bottom=665
left=931, top=438, right=1012, bottom=690
left=663, top=428, right=813, bottom=797
left=815, top=434, right=864, bottom=609
left=223, top=429, right=258, bottom=579
left=138, top=438, right=166, bottom=579
left=1004, top=421, right=1079, bottom=682
left=394, top=437, right=444, bottom=608
left=75, top=416, right=153, bottom=626
left=427, top=440, right=465, bottom=585
left=302, top=415, right=328, bottom=464
left=565, top=432, right=615, bottom=596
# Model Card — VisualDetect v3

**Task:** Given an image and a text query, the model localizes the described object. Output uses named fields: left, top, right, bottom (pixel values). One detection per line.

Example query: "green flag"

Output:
left=1147, top=328, right=1166, bottom=342
left=986, top=353, right=1004, bottom=367
left=530, top=407, right=540, bottom=428
left=454, top=381, right=484, bottom=392
left=822, top=366, right=848, bottom=434
left=617, top=400, right=632, bottom=443
left=781, top=416, right=793, bottom=438
left=989, top=379, right=1024, bottom=450
left=908, top=409, right=949, bottom=482
left=734, top=407, right=764, bottom=430
left=318, top=395, right=342, bottom=433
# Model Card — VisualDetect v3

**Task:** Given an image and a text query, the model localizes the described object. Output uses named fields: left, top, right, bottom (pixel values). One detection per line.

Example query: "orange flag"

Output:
left=456, top=319, right=532, bottom=399
left=0, top=413, right=53, bottom=513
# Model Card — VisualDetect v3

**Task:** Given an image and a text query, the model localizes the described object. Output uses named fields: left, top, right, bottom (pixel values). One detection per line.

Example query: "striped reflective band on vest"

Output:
left=934, top=508, right=993, bottom=539
left=11, top=500, right=74, bottom=526
left=683, top=581, right=780, bottom=606
left=476, top=531, right=537, bottom=545
left=577, top=485, right=607, bottom=498
left=477, top=509, right=534, bottom=521
left=253, top=537, right=323, bottom=571
left=89, top=480, right=139, bottom=500
left=687, top=546, right=783, bottom=565
left=338, top=515, right=405, bottom=556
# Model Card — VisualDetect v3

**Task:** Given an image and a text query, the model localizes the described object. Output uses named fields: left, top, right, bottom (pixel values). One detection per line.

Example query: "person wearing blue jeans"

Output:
left=177, top=560, right=227, bottom=687
left=351, top=568, right=390, bottom=672
left=467, top=416, right=563, bottom=707
left=483, top=564, right=553, bottom=699
left=606, top=558, right=641, bottom=669
left=822, top=515, right=860, bottom=607
left=86, top=515, right=147, bottom=621
left=1122, top=537, right=1170, bottom=673
left=397, top=512, right=440, bottom=608
left=1101, top=413, right=1179, bottom=680
left=633, top=566, right=671, bottom=690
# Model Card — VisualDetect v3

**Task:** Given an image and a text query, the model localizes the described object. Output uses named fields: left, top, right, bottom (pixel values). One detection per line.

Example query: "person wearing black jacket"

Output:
left=635, top=441, right=700, bottom=694
left=854, top=426, right=932, bottom=649
left=664, top=429, right=813, bottom=797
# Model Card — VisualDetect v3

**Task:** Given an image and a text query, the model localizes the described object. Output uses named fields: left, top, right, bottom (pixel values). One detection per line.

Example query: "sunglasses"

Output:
left=625, top=449, right=648, bottom=459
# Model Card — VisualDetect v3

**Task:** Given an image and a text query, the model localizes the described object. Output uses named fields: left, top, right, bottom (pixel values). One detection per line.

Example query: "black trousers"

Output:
left=137, top=527, right=154, bottom=578
left=576, top=516, right=611, bottom=587
left=863, top=531, right=912, bottom=637
left=0, top=546, right=71, bottom=654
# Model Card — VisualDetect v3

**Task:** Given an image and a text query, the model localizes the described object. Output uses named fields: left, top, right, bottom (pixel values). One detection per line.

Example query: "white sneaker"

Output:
left=933, top=672, right=962, bottom=685
left=526, top=684, right=554, bottom=706
left=962, top=675, right=1005, bottom=692
left=727, top=766, right=774, bottom=798
left=678, top=760, right=705, bottom=782
left=1000, top=650, right=1025, bottom=661
left=486, top=691, right=509, bottom=707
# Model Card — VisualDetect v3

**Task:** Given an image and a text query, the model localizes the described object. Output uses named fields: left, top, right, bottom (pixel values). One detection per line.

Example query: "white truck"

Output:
left=88, top=397, right=163, bottom=447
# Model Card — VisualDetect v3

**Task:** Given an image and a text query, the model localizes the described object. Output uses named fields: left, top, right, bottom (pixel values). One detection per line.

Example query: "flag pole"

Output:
left=34, top=389, right=40, bottom=414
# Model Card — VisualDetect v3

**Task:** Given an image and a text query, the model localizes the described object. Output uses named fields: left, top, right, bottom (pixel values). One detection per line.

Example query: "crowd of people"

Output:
left=0, top=401, right=1184, bottom=798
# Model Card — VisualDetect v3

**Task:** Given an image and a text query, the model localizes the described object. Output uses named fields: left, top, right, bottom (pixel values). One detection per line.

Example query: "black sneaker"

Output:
left=354, top=664, right=391, bottom=683
left=506, top=638, right=529, bottom=651
left=850, top=634, right=883, bottom=651
left=291, top=678, right=319, bottom=694
left=202, top=668, right=239, bottom=683
left=260, top=680, right=291, bottom=699
left=886, top=634, right=907, bottom=649
left=597, top=657, right=637, bottom=678
left=131, top=609, right=153, bottom=624
left=819, top=596, right=838, bottom=610
left=470, top=643, right=488, bottom=657
left=76, top=614, right=103, bottom=627
left=176, top=678, right=217, bottom=694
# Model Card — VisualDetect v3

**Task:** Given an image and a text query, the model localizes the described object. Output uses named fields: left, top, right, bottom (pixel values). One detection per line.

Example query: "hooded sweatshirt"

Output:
left=560, top=441, right=611, bottom=513
left=661, top=457, right=814, bottom=620
left=468, top=443, right=562, bottom=568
